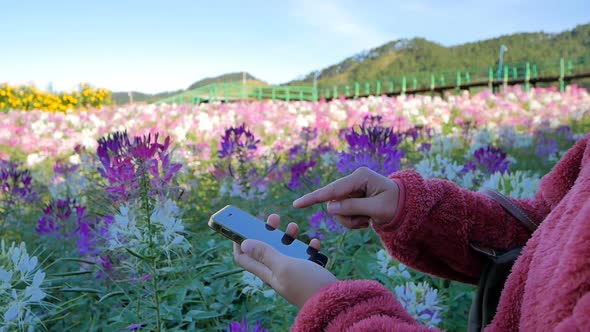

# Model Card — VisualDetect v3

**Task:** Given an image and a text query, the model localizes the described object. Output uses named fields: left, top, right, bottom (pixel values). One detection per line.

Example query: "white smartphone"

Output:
left=209, top=205, right=329, bottom=267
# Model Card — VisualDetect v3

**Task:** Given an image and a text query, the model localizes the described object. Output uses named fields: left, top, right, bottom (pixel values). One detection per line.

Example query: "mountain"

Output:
left=289, top=23, right=590, bottom=87
left=186, top=72, right=263, bottom=90
left=112, top=23, right=590, bottom=103
left=111, top=72, right=266, bottom=104
left=111, top=90, right=182, bottom=104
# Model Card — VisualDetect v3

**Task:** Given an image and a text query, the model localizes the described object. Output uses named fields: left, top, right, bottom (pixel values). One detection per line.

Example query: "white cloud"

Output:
left=291, top=0, right=391, bottom=49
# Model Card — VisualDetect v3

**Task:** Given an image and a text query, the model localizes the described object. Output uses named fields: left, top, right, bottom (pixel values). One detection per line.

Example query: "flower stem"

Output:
left=139, top=167, right=161, bottom=331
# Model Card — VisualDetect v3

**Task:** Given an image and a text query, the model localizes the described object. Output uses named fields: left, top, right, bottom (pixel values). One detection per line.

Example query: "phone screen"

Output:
left=209, top=205, right=329, bottom=267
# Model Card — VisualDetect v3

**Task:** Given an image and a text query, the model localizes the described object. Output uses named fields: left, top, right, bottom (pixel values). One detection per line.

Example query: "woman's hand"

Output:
left=293, top=167, right=400, bottom=229
left=233, top=214, right=337, bottom=309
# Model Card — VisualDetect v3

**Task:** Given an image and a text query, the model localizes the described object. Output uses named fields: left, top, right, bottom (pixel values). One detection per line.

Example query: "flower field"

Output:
left=1, top=85, right=589, bottom=331
left=0, top=83, right=112, bottom=113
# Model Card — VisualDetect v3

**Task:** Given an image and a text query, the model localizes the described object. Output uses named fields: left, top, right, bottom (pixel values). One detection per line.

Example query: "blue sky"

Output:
left=1, top=0, right=589, bottom=93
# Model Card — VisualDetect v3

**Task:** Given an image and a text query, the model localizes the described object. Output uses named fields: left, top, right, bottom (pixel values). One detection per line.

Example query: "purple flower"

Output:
left=461, top=160, right=477, bottom=174
left=127, top=323, right=145, bottom=331
left=473, top=146, right=510, bottom=174
left=288, top=145, right=305, bottom=161
left=0, top=160, right=37, bottom=205
left=418, top=143, right=431, bottom=153
left=534, top=136, right=559, bottom=158
left=53, top=160, right=80, bottom=175
left=227, top=317, right=268, bottom=332
left=309, top=210, right=346, bottom=234
left=96, top=255, right=115, bottom=279
left=300, top=127, right=318, bottom=141
left=337, top=115, right=404, bottom=176
left=288, top=160, right=316, bottom=190
left=36, top=199, right=100, bottom=256
left=96, top=131, right=182, bottom=202
left=36, top=198, right=75, bottom=236
left=76, top=221, right=97, bottom=256
left=218, top=124, right=260, bottom=160
left=139, top=274, right=152, bottom=282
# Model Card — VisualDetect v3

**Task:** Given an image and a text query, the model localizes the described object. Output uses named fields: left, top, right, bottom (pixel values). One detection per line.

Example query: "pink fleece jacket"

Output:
left=293, top=133, right=590, bottom=331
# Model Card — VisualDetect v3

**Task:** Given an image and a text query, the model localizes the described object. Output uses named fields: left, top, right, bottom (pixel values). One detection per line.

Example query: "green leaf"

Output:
left=210, top=268, right=243, bottom=279
left=57, top=258, right=97, bottom=265
left=186, top=309, right=223, bottom=321
left=125, top=248, right=153, bottom=261
left=99, top=291, right=125, bottom=302
left=61, top=288, right=101, bottom=294
left=192, top=262, right=222, bottom=272
left=48, top=270, right=93, bottom=278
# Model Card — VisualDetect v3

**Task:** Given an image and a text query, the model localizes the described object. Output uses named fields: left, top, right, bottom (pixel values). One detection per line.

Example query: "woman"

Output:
left=234, top=133, right=590, bottom=331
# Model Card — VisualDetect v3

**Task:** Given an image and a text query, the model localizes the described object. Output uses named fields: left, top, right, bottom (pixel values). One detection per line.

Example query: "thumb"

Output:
left=241, top=239, right=282, bottom=271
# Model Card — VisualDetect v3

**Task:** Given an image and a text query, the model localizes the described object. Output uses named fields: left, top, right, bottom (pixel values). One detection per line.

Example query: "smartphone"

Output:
left=209, top=205, right=329, bottom=268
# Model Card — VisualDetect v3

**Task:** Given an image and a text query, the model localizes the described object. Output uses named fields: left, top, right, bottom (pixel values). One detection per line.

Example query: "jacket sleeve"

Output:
left=554, top=291, right=590, bottom=331
left=373, top=134, right=588, bottom=284
left=292, top=280, right=439, bottom=332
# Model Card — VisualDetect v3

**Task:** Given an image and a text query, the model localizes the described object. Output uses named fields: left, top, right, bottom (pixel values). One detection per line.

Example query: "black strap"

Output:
left=480, top=188, right=538, bottom=233
left=469, top=189, right=538, bottom=257
left=467, top=189, right=538, bottom=331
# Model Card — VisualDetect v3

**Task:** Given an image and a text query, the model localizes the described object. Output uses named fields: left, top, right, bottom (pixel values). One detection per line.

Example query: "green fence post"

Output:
left=456, top=71, right=462, bottom=89
left=430, top=74, right=435, bottom=91
left=312, top=88, right=318, bottom=102
left=354, top=82, right=360, bottom=99
left=560, top=58, right=565, bottom=92
left=401, top=77, right=407, bottom=94
left=532, top=64, right=538, bottom=78
left=465, top=72, right=471, bottom=83
left=440, top=75, right=445, bottom=86
left=345, top=85, right=351, bottom=96
left=525, top=62, right=531, bottom=92
left=285, top=86, right=290, bottom=102
left=488, top=67, right=494, bottom=90
left=503, top=66, right=509, bottom=90
left=365, top=82, right=370, bottom=95
left=333, top=86, right=338, bottom=99
left=389, top=81, right=394, bottom=93
left=512, top=67, right=518, bottom=79
left=376, top=81, right=381, bottom=95
left=412, top=78, right=417, bottom=90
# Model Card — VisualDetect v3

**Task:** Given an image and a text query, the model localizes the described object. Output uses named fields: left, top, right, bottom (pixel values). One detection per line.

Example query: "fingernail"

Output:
left=327, top=201, right=340, bottom=212
left=293, top=198, right=301, bottom=207
left=241, top=240, right=254, bottom=254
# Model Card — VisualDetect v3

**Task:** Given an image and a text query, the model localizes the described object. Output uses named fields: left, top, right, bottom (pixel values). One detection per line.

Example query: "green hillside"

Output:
left=113, top=23, right=590, bottom=103
left=186, top=72, right=263, bottom=90
left=290, top=23, right=590, bottom=87
left=112, top=72, right=265, bottom=104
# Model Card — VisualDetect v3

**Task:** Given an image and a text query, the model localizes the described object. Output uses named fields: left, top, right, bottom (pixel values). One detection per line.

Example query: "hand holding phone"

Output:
left=209, top=205, right=329, bottom=267
left=231, top=212, right=338, bottom=309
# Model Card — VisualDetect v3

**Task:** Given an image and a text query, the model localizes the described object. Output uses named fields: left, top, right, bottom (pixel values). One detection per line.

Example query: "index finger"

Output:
left=292, top=171, right=365, bottom=208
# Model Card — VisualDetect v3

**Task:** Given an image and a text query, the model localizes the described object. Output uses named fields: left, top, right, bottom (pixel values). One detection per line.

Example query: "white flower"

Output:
left=376, top=250, right=412, bottom=279
left=480, top=170, right=541, bottom=198
left=150, top=199, right=190, bottom=253
left=0, top=241, right=46, bottom=331
left=241, top=271, right=275, bottom=298
left=394, top=281, right=442, bottom=327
